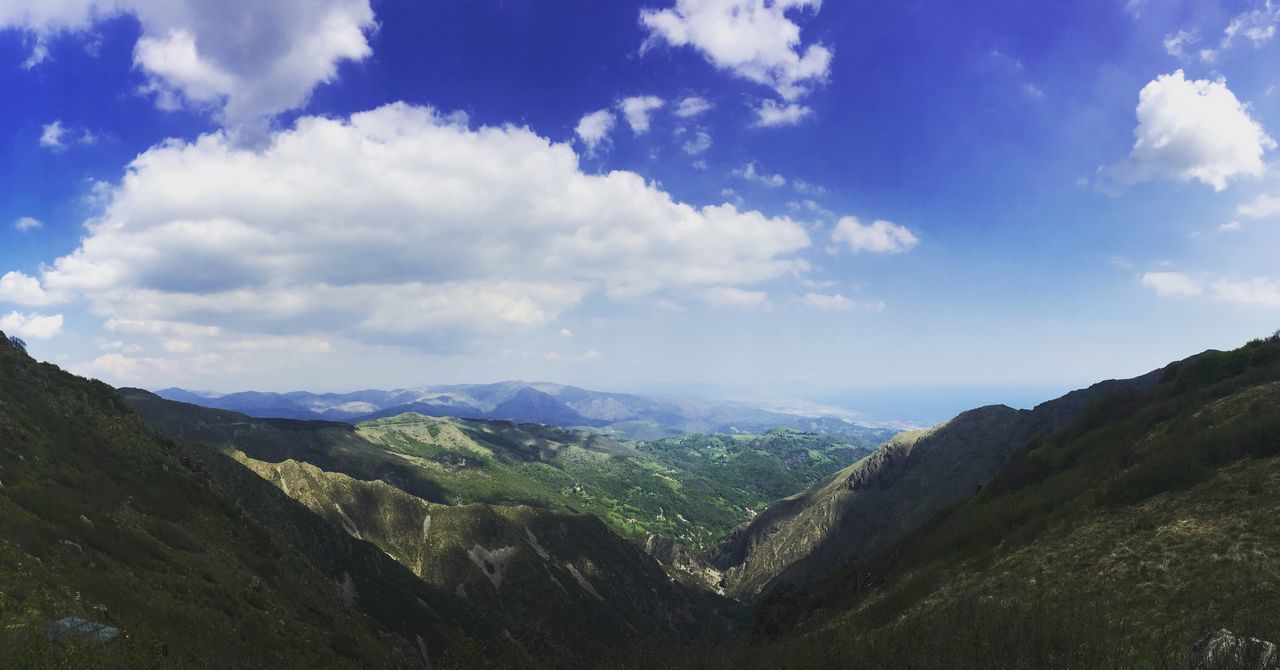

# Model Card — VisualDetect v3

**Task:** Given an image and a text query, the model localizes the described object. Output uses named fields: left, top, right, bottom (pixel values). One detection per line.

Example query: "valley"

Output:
left=3, top=331, right=1280, bottom=668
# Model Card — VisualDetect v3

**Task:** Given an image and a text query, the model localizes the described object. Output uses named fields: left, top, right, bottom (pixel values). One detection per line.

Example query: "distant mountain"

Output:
left=154, top=380, right=898, bottom=441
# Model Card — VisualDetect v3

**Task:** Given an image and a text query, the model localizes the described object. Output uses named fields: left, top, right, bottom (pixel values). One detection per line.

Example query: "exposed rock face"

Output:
left=643, top=533, right=723, bottom=589
left=1188, top=629, right=1277, bottom=670
left=230, top=454, right=737, bottom=653
left=706, top=364, right=1173, bottom=602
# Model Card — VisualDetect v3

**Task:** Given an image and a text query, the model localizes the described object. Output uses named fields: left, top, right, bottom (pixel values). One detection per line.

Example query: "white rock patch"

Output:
left=467, top=545, right=518, bottom=590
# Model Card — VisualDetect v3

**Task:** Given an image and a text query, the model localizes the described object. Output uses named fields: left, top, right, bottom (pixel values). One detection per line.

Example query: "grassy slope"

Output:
left=357, top=415, right=871, bottom=552
left=600, top=335, right=1280, bottom=669
left=0, top=337, right=413, bottom=668
left=235, top=453, right=736, bottom=666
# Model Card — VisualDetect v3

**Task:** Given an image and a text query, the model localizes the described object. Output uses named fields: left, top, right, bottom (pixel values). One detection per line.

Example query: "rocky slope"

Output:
left=122, top=391, right=740, bottom=663
left=707, top=362, right=1170, bottom=601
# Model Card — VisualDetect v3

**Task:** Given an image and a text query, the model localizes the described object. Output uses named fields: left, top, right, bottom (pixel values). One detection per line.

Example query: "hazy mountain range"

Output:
left=154, top=381, right=901, bottom=440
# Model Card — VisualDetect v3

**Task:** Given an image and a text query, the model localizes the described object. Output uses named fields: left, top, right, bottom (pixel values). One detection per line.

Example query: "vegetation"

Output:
left=356, top=415, right=873, bottom=551
left=638, top=430, right=873, bottom=504
left=0, top=334, right=415, bottom=668
left=619, top=333, right=1280, bottom=668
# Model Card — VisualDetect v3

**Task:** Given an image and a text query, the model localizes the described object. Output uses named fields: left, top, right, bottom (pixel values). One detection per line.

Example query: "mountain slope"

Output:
left=706, top=361, right=1170, bottom=601
left=0, top=333, right=415, bottom=667
left=156, top=382, right=898, bottom=442
left=611, top=335, right=1280, bottom=669
left=232, top=453, right=735, bottom=659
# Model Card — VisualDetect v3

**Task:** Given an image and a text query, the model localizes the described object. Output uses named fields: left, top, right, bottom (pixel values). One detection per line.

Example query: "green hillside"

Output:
left=608, top=333, right=1280, bottom=669
left=350, top=414, right=873, bottom=552
left=0, top=335, right=415, bottom=668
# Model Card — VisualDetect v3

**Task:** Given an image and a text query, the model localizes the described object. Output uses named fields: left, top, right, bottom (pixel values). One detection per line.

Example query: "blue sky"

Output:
left=1, top=0, right=1278, bottom=418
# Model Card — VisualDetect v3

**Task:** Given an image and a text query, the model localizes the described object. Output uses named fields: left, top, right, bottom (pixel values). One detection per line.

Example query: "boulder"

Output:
left=1187, top=629, right=1276, bottom=670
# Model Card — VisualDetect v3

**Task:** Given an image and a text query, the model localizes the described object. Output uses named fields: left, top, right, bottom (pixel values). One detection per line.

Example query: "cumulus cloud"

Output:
left=0, top=311, right=64, bottom=340
left=699, top=286, right=769, bottom=308
left=618, top=95, right=665, bottom=134
left=1100, top=71, right=1275, bottom=192
left=1212, top=277, right=1280, bottom=306
left=1239, top=194, right=1280, bottom=218
left=674, top=96, right=713, bottom=117
left=754, top=99, right=812, bottom=127
left=14, top=217, right=42, bottom=232
left=0, top=0, right=376, bottom=127
left=1222, top=1, right=1280, bottom=50
left=831, top=216, right=919, bottom=253
left=575, top=109, right=616, bottom=153
left=1142, top=271, right=1280, bottom=306
left=1163, top=30, right=1200, bottom=58
left=1141, top=271, right=1204, bottom=298
left=0, top=271, right=59, bottom=305
left=11, top=103, right=810, bottom=356
left=682, top=130, right=712, bottom=155
left=798, top=292, right=855, bottom=311
left=40, top=120, right=67, bottom=149
left=640, top=0, right=831, bottom=102
left=733, top=161, right=786, bottom=187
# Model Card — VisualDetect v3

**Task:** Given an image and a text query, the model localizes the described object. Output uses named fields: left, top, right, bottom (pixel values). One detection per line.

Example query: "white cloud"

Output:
left=1211, top=277, right=1280, bottom=306
left=682, top=130, right=712, bottom=155
left=15, top=103, right=810, bottom=354
left=1, top=0, right=376, bottom=127
left=640, top=0, right=831, bottom=101
left=15, top=217, right=42, bottom=232
left=0, top=311, right=64, bottom=340
left=1239, top=193, right=1280, bottom=218
left=575, top=109, right=616, bottom=153
left=674, top=96, right=713, bottom=117
left=699, top=286, right=769, bottom=308
left=1100, top=71, right=1275, bottom=192
left=734, top=161, right=786, bottom=187
left=799, top=292, right=855, bottom=311
left=1163, top=30, right=1199, bottom=58
left=1142, top=271, right=1204, bottom=297
left=618, top=95, right=665, bottom=134
left=1219, top=221, right=1243, bottom=232
left=1222, top=2, right=1280, bottom=49
left=558, top=328, right=573, bottom=337
left=0, top=271, right=59, bottom=306
left=831, top=216, right=919, bottom=254
left=754, top=99, right=812, bottom=127
left=39, top=120, right=96, bottom=150
left=40, top=120, right=66, bottom=149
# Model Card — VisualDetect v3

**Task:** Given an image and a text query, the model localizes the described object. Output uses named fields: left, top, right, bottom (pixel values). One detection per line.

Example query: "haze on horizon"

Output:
left=1, top=0, right=1278, bottom=407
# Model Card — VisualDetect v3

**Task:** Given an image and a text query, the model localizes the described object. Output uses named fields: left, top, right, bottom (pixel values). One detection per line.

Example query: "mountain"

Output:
left=124, top=392, right=873, bottom=559
left=121, top=390, right=740, bottom=664
left=0, top=333, right=420, bottom=667
left=616, top=334, right=1280, bottom=669
left=704, top=363, right=1170, bottom=601
left=154, top=381, right=899, bottom=442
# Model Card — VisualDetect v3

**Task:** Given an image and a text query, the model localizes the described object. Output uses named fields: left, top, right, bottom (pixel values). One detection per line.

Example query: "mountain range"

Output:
left=4, top=330, right=1280, bottom=668
left=153, top=381, right=898, bottom=441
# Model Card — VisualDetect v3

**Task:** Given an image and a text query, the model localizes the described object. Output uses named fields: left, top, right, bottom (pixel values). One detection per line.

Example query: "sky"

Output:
left=0, top=0, right=1279, bottom=413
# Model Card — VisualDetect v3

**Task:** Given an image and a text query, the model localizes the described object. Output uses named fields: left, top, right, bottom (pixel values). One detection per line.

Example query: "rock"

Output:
left=1188, top=629, right=1277, bottom=670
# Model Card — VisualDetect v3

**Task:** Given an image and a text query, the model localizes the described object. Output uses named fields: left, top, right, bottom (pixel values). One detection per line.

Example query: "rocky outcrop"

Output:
left=1187, top=629, right=1276, bottom=670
